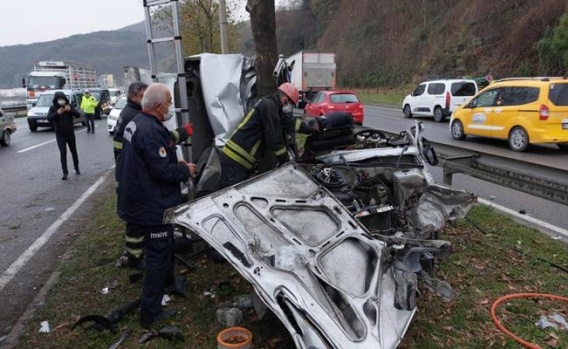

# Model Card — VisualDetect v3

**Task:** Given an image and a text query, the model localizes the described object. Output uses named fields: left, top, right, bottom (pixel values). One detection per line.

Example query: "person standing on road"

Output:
left=47, top=91, right=81, bottom=180
left=80, top=89, right=98, bottom=133
left=117, top=83, right=196, bottom=328
left=113, top=81, right=194, bottom=270
left=219, top=82, right=299, bottom=188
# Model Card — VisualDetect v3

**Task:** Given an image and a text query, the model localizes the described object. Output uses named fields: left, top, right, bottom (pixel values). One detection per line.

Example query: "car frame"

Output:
left=450, top=77, right=568, bottom=152
left=303, top=90, right=365, bottom=125
left=26, top=89, right=85, bottom=132
left=402, top=79, right=478, bottom=122
left=107, top=95, right=127, bottom=135
left=0, top=107, right=17, bottom=146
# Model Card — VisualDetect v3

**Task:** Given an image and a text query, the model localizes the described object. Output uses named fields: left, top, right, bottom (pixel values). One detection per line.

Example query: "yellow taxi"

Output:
left=449, top=77, right=568, bottom=151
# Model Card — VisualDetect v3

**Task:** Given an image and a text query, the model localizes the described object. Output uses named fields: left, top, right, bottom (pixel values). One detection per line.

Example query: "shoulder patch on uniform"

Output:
left=159, top=147, right=167, bottom=158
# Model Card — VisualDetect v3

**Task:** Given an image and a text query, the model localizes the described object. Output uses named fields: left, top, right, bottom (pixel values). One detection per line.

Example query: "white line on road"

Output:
left=17, top=139, right=56, bottom=153
left=17, top=129, right=88, bottom=153
left=0, top=175, right=107, bottom=292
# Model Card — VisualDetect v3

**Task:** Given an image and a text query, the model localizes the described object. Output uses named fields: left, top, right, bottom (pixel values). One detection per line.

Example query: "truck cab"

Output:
left=24, top=72, right=67, bottom=109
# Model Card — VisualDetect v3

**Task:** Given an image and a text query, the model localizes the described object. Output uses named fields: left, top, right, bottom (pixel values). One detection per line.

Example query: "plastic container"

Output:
left=217, top=327, right=253, bottom=349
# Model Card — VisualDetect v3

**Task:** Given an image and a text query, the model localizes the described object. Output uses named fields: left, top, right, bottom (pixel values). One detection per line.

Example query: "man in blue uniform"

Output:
left=117, top=83, right=196, bottom=328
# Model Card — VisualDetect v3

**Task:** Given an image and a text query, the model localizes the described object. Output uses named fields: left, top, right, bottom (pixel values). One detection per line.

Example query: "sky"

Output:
left=0, top=0, right=146, bottom=47
left=0, top=0, right=291, bottom=47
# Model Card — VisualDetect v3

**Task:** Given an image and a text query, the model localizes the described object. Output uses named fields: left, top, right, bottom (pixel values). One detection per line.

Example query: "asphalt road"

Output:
left=0, top=117, right=116, bottom=339
left=363, top=105, right=568, bottom=233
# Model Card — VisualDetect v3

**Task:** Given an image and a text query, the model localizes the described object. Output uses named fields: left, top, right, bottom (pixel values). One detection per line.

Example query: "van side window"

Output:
left=452, top=82, right=477, bottom=96
left=427, top=83, right=445, bottom=95
left=499, top=87, right=539, bottom=106
left=413, top=84, right=426, bottom=96
left=71, top=95, right=78, bottom=108
left=549, top=83, right=568, bottom=106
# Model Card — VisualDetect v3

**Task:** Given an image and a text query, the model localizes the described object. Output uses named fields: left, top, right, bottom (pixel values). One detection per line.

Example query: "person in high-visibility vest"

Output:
left=80, top=89, right=98, bottom=133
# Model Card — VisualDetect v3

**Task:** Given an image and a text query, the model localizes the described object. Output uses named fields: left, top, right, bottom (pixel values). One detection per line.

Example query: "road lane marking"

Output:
left=17, top=139, right=56, bottom=153
left=17, top=129, right=88, bottom=153
left=0, top=175, right=107, bottom=292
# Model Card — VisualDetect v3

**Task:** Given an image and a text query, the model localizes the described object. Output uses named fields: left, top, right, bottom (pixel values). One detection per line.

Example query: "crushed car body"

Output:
left=165, top=54, right=477, bottom=348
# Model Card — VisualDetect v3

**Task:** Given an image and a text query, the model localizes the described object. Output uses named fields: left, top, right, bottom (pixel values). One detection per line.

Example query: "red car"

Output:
left=303, top=91, right=364, bottom=125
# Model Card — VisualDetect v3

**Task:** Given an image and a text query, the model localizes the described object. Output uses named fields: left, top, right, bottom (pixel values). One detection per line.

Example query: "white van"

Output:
left=402, top=79, right=478, bottom=122
left=26, top=89, right=85, bottom=132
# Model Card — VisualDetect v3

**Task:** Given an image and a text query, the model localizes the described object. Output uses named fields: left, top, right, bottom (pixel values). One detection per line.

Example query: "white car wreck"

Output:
left=164, top=54, right=477, bottom=348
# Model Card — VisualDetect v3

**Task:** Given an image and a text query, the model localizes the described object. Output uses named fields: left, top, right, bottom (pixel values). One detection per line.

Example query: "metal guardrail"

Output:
left=433, top=142, right=568, bottom=207
left=1, top=104, right=27, bottom=113
left=379, top=130, right=568, bottom=207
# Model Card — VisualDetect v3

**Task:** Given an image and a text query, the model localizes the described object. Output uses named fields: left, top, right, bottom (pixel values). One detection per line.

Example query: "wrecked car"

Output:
left=164, top=54, right=477, bottom=348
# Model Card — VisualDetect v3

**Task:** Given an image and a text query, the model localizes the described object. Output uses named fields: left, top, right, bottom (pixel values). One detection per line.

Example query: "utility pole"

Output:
left=218, top=0, right=229, bottom=53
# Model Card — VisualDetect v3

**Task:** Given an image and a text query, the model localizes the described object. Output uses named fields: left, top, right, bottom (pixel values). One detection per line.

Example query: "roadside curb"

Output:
left=477, top=197, right=568, bottom=243
left=2, top=270, right=62, bottom=348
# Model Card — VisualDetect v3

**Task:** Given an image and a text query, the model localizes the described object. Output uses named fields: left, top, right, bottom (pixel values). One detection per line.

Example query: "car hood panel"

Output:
left=166, top=163, right=416, bottom=348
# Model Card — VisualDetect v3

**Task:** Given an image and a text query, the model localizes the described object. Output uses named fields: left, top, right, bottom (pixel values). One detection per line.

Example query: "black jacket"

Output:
left=113, top=97, right=142, bottom=152
left=46, top=92, right=81, bottom=134
left=221, top=92, right=289, bottom=171
left=117, top=112, right=191, bottom=225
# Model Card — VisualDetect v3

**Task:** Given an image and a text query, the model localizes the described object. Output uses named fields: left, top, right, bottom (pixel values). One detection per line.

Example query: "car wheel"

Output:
left=450, top=120, right=466, bottom=140
left=0, top=130, right=10, bottom=146
left=433, top=106, right=445, bottom=122
left=81, top=121, right=87, bottom=126
left=29, top=122, right=37, bottom=132
left=557, top=142, right=568, bottom=151
left=403, top=104, right=412, bottom=118
left=508, top=127, right=529, bottom=152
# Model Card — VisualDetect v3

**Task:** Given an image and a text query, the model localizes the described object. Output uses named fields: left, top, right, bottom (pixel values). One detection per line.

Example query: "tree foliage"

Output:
left=550, top=13, right=568, bottom=71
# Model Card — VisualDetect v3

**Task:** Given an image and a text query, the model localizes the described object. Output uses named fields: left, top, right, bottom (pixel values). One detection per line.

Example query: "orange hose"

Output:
left=490, top=293, right=568, bottom=349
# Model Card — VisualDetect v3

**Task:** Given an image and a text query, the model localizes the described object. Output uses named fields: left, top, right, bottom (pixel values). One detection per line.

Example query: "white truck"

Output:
left=23, top=61, right=98, bottom=109
left=283, top=51, right=336, bottom=107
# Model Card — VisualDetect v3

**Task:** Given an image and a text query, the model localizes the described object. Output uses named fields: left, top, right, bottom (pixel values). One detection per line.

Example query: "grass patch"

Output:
left=15, top=185, right=568, bottom=348
left=351, top=87, right=408, bottom=107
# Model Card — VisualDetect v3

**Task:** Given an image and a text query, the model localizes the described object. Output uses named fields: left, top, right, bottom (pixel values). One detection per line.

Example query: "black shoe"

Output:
left=62, top=174, right=69, bottom=180
left=75, top=169, right=81, bottom=175
left=140, top=308, right=178, bottom=329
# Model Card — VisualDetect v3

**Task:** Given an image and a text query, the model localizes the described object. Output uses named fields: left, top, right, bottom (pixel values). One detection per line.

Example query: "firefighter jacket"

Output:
left=117, top=112, right=191, bottom=226
left=222, top=92, right=289, bottom=171
left=113, top=98, right=191, bottom=188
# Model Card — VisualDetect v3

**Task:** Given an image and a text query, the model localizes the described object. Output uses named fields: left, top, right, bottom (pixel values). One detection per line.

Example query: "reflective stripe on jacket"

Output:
left=222, top=92, right=288, bottom=170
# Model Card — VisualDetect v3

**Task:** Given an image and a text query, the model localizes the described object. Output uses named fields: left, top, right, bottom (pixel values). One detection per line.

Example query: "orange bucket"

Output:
left=216, top=327, right=253, bottom=349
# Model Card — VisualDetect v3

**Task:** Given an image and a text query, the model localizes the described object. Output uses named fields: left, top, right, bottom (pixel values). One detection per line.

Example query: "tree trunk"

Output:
left=247, top=0, right=278, bottom=97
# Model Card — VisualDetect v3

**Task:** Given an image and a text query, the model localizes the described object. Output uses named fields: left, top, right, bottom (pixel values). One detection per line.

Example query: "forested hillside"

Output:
left=272, top=0, right=568, bottom=87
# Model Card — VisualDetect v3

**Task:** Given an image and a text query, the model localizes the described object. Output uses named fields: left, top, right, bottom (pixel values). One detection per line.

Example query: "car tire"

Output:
left=557, top=142, right=568, bottom=151
left=81, top=121, right=87, bottom=126
left=403, top=104, right=412, bottom=118
left=508, top=126, right=529, bottom=152
left=450, top=120, right=466, bottom=140
left=433, top=106, right=445, bottom=122
left=29, top=122, right=37, bottom=132
left=0, top=130, right=10, bottom=146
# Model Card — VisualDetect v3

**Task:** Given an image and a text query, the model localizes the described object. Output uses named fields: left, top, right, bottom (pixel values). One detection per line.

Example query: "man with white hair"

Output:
left=117, top=83, right=196, bottom=328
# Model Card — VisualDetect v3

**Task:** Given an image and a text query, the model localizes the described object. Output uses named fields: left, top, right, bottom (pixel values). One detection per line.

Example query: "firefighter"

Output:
left=117, top=83, right=196, bottom=328
left=114, top=82, right=193, bottom=270
left=219, top=82, right=299, bottom=188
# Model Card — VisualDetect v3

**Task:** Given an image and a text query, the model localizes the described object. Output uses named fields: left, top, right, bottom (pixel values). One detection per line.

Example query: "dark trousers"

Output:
left=124, top=221, right=145, bottom=259
left=219, top=153, right=250, bottom=189
left=85, top=113, right=95, bottom=132
left=56, top=132, right=79, bottom=175
left=137, top=224, right=175, bottom=323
